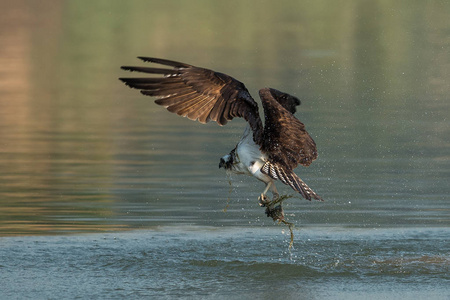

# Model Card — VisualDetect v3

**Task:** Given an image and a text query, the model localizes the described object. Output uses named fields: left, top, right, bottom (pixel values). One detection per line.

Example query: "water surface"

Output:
left=0, top=1, right=449, bottom=299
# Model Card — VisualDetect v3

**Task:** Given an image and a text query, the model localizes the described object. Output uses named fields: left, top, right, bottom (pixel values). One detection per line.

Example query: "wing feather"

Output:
left=258, top=88, right=321, bottom=200
left=175, top=95, right=211, bottom=118
left=137, top=56, right=191, bottom=68
left=166, top=92, right=204, bottom=111
left=120, top=57, right=263, bottom=143
left=259, top=88, right=318, bottom=169
left=266, top=88, right=301, bottom=114
left=197, top=96, right=217, bottom=123
left=121, top=66, right=178, bottom=75
left=141, top=86, right=191, bottom=96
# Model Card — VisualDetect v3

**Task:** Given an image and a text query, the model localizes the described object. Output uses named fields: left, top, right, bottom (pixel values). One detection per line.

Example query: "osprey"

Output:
left=120, top=57, right=322, bottom=221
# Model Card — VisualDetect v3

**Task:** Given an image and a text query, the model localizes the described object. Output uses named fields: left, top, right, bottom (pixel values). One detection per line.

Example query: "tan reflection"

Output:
left=0, top=1, right=121, bottom=236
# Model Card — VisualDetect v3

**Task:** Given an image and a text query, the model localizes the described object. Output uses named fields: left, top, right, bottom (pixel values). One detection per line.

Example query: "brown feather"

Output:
left=137, top=57, right=191, bottom=68
left=259, top=88, right=318, bottom=170
left=184, top=96, right=217, bottom=121
left=120, top=66, right=178, bottom=75
left=197, top=100, right=216, bottom=123
left=266, top=88, right=301, bottom=114
left=141, top=86, right=191, bottom=97
left=120, top=57, right=263, bottom=139
left=173, top=94, right=210, bottom=118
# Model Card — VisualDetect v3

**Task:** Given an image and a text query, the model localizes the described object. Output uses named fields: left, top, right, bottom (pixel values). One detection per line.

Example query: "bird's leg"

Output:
left=258, top=182, right=280, bottom=206
left=258, top=182, right=273, bottom=207
left=270, top=184, right=279, bottom=203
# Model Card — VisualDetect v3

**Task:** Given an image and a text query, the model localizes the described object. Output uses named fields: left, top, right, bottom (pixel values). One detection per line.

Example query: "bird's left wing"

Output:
left=120, top=57, right=264, bottom=143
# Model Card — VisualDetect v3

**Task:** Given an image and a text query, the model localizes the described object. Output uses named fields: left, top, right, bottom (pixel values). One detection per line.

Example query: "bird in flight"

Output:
left=119, top=57, right=322, bottom=221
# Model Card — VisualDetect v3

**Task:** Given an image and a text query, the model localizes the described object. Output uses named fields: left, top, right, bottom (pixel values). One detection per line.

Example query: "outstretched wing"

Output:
left=259, top=88, right=321, bottom=200
left=120, top=57, right=263, bottom=143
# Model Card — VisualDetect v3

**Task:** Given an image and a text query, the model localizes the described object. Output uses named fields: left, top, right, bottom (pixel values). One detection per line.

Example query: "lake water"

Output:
left=0, top=1, right=449, bottom=299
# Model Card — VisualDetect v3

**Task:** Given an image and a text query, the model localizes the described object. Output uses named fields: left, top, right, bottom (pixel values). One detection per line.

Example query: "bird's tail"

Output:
left=290, top=173, right=323, bottom=201
left=261, top=162, right=323, bottom=201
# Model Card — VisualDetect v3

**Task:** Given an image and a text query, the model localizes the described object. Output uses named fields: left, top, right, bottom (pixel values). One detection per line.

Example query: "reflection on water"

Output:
left=0, top=1, right=449, bottom=236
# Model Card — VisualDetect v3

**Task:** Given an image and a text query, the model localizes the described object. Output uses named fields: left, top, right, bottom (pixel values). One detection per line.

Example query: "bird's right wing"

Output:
left=120, top=57, right=264, bottom=143
left=259, top=88, right=321, bottom=201
left=267, top=88, right=301, bottom=114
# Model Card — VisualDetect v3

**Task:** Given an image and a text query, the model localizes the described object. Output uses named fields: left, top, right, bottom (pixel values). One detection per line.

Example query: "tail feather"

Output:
left=261, top=161, right=323, bottom=201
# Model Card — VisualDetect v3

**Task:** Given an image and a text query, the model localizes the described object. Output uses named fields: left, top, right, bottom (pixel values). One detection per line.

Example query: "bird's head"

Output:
left=219, top=154, right=233, bottom=170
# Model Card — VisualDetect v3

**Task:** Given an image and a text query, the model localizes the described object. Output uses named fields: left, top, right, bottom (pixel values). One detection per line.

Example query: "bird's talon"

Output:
left=258, top=194, right=270, bottom=207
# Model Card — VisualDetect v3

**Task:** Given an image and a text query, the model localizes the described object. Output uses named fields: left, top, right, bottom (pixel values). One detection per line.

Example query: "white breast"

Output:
left=234, top=126, right=270, bottom=180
